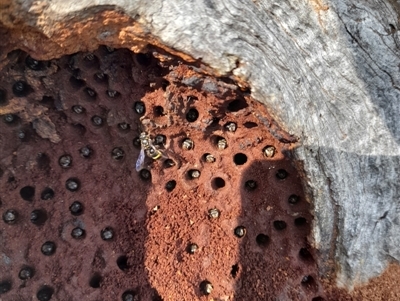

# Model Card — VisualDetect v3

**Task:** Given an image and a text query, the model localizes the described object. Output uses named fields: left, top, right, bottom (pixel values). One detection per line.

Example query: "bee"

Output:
left=135, top=132, right=163, bottom=171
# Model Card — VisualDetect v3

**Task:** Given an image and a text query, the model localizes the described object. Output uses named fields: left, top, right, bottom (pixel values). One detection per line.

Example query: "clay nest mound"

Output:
left=0, top=46, right=322, bottom=301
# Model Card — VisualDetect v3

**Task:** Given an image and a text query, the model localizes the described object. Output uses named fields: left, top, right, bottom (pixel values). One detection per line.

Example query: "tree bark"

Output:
left=1, top=0, right=399, bottom=289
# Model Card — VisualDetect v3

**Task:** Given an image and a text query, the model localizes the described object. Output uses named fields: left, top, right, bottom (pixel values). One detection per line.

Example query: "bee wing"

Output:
left=136, top=148, right=145, bottom=171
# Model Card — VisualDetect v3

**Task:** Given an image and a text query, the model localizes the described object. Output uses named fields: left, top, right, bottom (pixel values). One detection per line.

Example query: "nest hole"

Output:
left=20, top=186, right=35, bottom=201
left=231, top=264, right=239, bottom=278
left=295, top=217, right=307, bottom=226
left=211, top=177, right=225, bottom=189
left=89, top=273, right=102, bottom=288
left=186, top=108, right=199, bottom=122
left=256, top=234, right=270, bottom=247
left=273, top=220, right=287, bottom=230
left=243, top=121, right=258, bottom=128
left=233, top=153, right=247, bottom=165
left=227, top=98, right=248, bottom=112
left=117, top=255, right=129, bottom=271
left=37, top=285, right=54, bottom=301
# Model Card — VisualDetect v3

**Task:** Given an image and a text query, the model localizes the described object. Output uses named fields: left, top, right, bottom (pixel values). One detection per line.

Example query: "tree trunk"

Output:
left=1, top=0, right=399, bottom=290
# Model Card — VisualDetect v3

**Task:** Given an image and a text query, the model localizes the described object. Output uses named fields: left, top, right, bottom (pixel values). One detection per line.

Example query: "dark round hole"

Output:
left=0, top=89, right=7, bottom=106
left=89, top=273, right=102, bottom=288
left=69, top=201, right=84, bottom=216
left=154, top=106, right=164, bottom=116
left=273, top=220, right=287, bottom=230
left=299, top=248, right=313, bottom=261
left=69, top=76, right=86, bottom=89
left=37, top=153, right=50, bottom=170
left=122, top=290, right=138, bottom=301
left=72, top=105, right=84, bottom=114
left=243, top=121, right=258, bottom=128
left=3, top=114, right=18, bottom=124
left=83, top=53, right=99, bottom=68
left=71, top=227, right=85, bottom=239
left=118, top=122, right=130, bottom=131
left=212, top=177, right=225, bottom=189
left=139, top=169, right=151, bottom=181
left=37, top=285, right=54, bottom=301
left=2, top=209, right=18, bottom=224
left=106, top=89, right=120, bottom=98
left=94, top=72, right=108, bottom=84
left=161, top=80, right=170, bottom=91
left=312, top=297, right=325, bottom=301
left=200, top=280, right=213, bottom=295
left=65, top=178, right=80, bottom=192
left=41, top=241, right=56, bottom=256
left=19, top=266, right=35, bottom=280
left=18, top=129, right=28, bottom=141
left=111, top=147, right=125, bottom=160
left=295, top=217, right=307, bottom=226
left=256, top=234, right=270, bottom=247
left=91, top=115, right=103, bottom=126
left=136, top=53, right=152, bottom=66
left=154, top=134, right=166, bottom=145
left=30, top=209, right=47, bottom=225
left=59, top=155, right=72, bottom=168
left=102, top=45, right=115, bottom=53
left=101, top=227, right=114, bottom=241
left=40, top=96, right=54, bottom=107
left=20, top=186, right=35, bottom=201
left=245, top=180, right=257, bottom=191
left=0, top=280, right=11, bottom=295
left=233, top=153, right=247, bottom=165
left=288, top=194, right=300, bottom=204
left=186, top=108, right=199, bottom=122
left=133, top=101, right=145, bottom=115
left=84, top=87, right=97, bottom=100
left=26, top=55, right=45, bottom=71
left=164, top=159, right=176, bottom=168
left=165, top=180, right=176, bottom=192
left=276, top=169, right=288, bottom=179
left=301, top=275, right=317, bottom=291
left=234, top=226, right=246, bottom=238
left=210, top=117, right=220, bottom=127
left=117, top=255, right=129, bottom=271
left=72, top=123, right=87, bottom=136
left=187, top=243, right=198, bottom=254
left=40, top=188, right=54, bottom=200
left=227, top=98, right=248, bottom=112
left=12, top=81, right=30, bottom=97
left=231, top=264, right=239, bottom=278
left=133, top=137, right=141, bottom=148
left=80, top=146, right=92, bottom=158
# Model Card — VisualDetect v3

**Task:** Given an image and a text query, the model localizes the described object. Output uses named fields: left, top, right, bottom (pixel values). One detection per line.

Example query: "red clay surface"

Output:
left=1, top=46, right=392, bottom=301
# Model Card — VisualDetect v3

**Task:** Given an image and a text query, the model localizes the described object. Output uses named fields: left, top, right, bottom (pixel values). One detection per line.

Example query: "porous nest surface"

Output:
left=0, top=46, right=323, bottom=300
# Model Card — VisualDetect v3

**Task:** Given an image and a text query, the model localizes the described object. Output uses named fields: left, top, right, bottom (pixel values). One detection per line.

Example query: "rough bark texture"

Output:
left=1, top=0, right=399, bottom=289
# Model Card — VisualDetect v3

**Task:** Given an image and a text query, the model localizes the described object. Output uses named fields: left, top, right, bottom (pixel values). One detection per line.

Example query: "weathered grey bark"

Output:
left=2, top=0, right=400, bottom=289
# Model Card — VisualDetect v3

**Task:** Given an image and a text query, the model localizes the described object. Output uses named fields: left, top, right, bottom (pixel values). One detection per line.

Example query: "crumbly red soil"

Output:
left=320, top=264, right=400, bottom=301
left=0, top=46, right=391, bottom=301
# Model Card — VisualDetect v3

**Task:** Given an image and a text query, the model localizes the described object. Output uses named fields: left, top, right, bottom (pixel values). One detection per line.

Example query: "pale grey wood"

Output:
left=6, top=0, right=400, bottom=288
